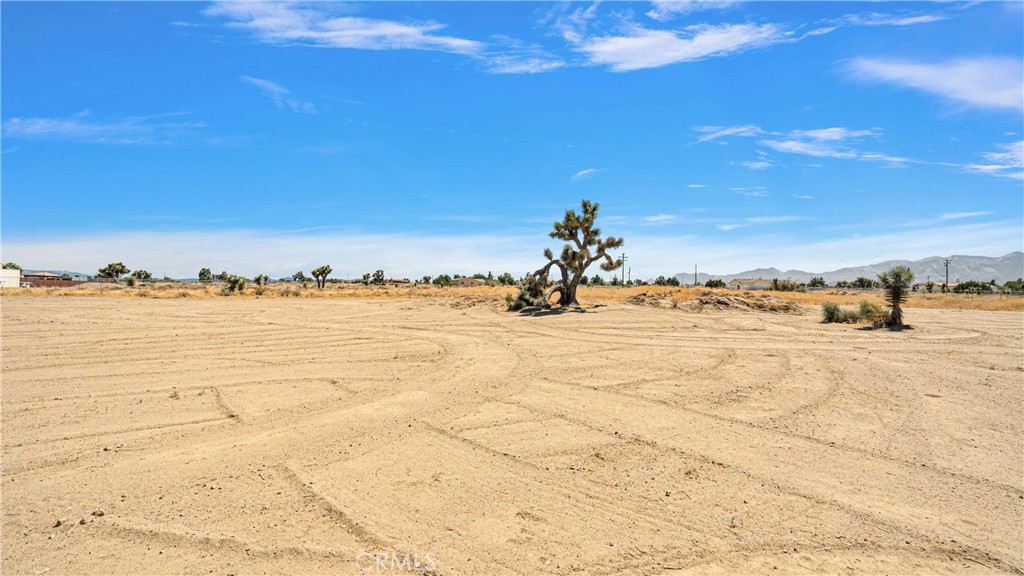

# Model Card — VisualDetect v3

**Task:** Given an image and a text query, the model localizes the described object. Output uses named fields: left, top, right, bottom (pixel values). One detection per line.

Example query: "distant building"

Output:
left=0, top=268, right=21, bottom=288
left=21, top=271, right=86, bottom=288
left=728, top=278, right=773, bottom=290
left=454, top=277, right=487, bottom=287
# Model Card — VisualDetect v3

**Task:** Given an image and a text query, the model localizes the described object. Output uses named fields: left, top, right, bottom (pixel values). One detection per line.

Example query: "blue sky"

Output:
left=2, top=1, right=1022, bottom=279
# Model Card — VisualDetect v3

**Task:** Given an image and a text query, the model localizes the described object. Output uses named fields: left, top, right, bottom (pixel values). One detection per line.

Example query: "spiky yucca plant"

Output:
left=878, top=265, right=914, bottom=328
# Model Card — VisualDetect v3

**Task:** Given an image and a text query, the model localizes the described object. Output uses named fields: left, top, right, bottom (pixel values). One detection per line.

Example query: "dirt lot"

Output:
left=2, top=296, right=1022, bottom=575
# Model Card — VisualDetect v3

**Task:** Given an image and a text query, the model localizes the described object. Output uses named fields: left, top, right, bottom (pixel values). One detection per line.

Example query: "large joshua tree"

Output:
left=510, top=200, right=623, bottom=310
left=311, top=265, right=332, bottom=289
left=878, top=265, right=914, bottom=329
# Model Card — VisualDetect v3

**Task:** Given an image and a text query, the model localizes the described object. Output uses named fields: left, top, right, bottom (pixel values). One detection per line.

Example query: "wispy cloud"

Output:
left=646, top=1, right=737, bottom=22
left=693, top=124, right=764, bottom=144
left=643, top=214, right=677, bottom=223
left=485, top=54, right=565, bottom=74
left=241, top=76, right=316, bottom=113
left=571, top=168, right=603, bottom=181
left=938, top=211, right=994, bottom=221
left=483, top=37, right=564, bottom=74
left=964, top=140, right=1023, bottom=179
left=758, top=127, right=887, bottom=161
left=837, top=12, right=949, bottom=27
left=794, top=195, right=815, bottom=200
left=576, top=22, right=785, bottom=71
left=5, top=219, right=1020, bottom=280
left=426, top=215, right=496, bottom=223
left=745, top=215, right=803, bottom=224
left=687, top=183, right=708, bottom=188
left=694, top=124, right=925, bottom=167
left=849, top=57, right=1024, bottom=112
left=730, top=187, right=768, bottom=197
left=206, top=2, right=482, bottom=55
left=298, top=143, right=348, bottom=155
left=2, top=111, right=206, bottom=144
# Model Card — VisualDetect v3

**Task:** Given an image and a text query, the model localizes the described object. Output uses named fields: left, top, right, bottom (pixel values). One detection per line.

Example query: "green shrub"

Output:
left=857, top=300, right=883, bottom=323
left=821, top=302, right=860, bottom=323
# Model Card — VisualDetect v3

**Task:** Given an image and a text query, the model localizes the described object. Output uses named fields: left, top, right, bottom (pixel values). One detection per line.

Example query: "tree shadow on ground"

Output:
left=516, top=305, right=604, bottom=317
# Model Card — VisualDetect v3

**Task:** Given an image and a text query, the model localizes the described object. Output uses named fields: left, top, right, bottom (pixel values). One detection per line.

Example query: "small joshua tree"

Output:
left=198, top=268, right=213, bottom=282
left=510, top=200, right=623, bottom=310
left=371, top=269, right=386, bottom=285
left=311, top=265, right=332, bottom=290
left=130, top=269, right=152, bottom=281
left=878, top=265, right=914, bottom=329
left=98, top=262, right=130, bottom=282
left=253, top=274, right=269, bottom=295
left=222, top=275, right=246, bottom=294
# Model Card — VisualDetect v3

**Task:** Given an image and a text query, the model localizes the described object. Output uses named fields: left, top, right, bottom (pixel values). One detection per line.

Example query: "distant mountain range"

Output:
left=675, top=252, right=1024, bottom=286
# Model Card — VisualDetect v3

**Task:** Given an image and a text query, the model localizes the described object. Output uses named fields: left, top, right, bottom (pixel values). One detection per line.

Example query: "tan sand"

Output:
left=2, top=296, right=1022, bottom=575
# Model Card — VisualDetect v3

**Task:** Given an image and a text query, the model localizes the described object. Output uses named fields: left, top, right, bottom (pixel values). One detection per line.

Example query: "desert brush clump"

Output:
left=822, top=300, right=890, bottom=327
left=857, top=300, right=887, bottom=327
left=508, top=199, right=623, bottom=311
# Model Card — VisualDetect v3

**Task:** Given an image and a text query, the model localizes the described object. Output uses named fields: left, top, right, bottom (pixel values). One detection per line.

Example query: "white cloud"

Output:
left=2, top=230, right=543, bottom=280
left=6, top=219, right=1020, bottom=281
left=964, top=140, right=1024, bottom=179
left=794, top=195, right=815, bottom=200
left=699, top=126, right=922, bottom=167
left=938, top=211, right=994, bottom=220
left=577, top=23, right=784, bottom=72
left=571, top=168, right=602, bottom=181
left=643, top=214, right=677, bottom=223
left=646, top=1, right=736, bottom=21
left=687, top=183, right=708, bottom=188
left=745, top=215, right=803, bottom=224
left=2, top=112, right=206, bottom=144
left=621, top=220, right=1022, bottom=276
left=730, top=187, right=768, bottom=197
left=788, top=127, right=877, bottom=141
left=838, top=12, right=949, bottom=27
left=849, top=57, right=1024, bottom=112
left=693, top=124, right=764, bottom=144
left=206, top=2, right=482, bottom=55
left=485, top=54, right=564, bottom=74
left=241, top=76, right=316, bottom=113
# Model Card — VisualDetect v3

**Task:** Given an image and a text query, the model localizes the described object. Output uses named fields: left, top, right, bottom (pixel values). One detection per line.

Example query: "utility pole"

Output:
left=943, top=258, right=951, bottom=293
left=621, top=253, right=628, bottom=286
left=694, top=265, right=698, bottom=287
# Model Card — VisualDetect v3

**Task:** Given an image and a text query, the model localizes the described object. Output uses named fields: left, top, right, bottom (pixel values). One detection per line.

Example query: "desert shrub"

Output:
left=125, top=276, right=138, bottom=287
left=705, top=279, right=727, bottom=288
left=821, top=302, right=860, bottom=323
left=857, top=300, right=887, bottom=327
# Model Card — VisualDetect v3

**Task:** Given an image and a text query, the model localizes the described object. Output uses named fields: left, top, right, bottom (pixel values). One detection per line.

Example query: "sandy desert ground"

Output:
left=2, top=295, right=1022, bottom=575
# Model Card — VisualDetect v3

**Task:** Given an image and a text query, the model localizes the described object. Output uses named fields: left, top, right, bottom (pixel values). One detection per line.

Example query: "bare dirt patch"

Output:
left=2, top=296, right=1021, bottom=575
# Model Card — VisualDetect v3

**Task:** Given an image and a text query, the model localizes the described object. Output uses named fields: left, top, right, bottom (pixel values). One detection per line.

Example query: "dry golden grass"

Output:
left=2, top=282, right=1021, bottom=311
